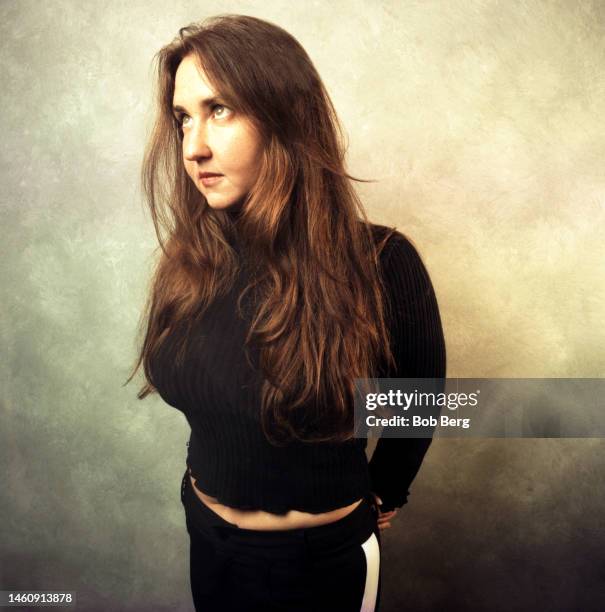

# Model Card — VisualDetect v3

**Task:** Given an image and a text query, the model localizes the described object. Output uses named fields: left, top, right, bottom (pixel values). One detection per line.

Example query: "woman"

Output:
left=128, top=14, right=446, bottom=612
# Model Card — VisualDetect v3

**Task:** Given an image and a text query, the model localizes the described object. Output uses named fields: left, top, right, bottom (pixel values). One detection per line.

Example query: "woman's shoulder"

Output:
left=366, top=223, right=422, bottom=268
left=366, top=223, right=437, bottom=304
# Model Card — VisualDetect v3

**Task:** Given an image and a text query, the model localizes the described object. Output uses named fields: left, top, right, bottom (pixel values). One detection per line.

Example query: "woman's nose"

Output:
left=183, top=121, right=211, bottom=161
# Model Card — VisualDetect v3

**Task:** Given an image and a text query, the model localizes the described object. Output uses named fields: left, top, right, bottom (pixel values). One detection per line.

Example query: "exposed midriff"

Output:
left=188, top=468, right=362, bottom=531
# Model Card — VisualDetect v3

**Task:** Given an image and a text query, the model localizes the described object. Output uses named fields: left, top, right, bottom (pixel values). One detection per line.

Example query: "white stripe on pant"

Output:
left=360, top=532, right=380, bottom=611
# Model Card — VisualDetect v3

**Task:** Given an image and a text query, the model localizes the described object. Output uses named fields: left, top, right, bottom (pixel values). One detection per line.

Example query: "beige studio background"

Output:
left=1, top=1, right=604, bottom=610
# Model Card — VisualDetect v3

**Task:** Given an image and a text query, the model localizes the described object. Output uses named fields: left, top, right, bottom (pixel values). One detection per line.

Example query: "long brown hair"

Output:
left=126, top=14, right=398, bottom=446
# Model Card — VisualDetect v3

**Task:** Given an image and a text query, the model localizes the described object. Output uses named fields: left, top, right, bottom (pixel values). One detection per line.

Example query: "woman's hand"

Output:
left=371, top=492, right=398, bottom=531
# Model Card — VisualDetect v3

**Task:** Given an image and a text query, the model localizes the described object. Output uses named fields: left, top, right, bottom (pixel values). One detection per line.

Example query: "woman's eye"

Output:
left=175, top=105, right=230, bottom=132
left=212, top=104, right=230, bottom=118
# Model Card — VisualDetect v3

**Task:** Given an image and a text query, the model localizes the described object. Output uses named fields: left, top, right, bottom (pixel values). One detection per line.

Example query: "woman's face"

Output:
left=172, top=54, right=263, bottom=213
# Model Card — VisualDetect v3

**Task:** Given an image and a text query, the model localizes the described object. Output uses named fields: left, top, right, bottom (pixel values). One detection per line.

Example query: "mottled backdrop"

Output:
left=1, top=1, right=604, bottom=610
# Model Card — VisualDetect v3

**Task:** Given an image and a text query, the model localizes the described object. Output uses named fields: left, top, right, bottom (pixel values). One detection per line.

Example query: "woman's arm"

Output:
left=367, top=231, right=447, bottom=514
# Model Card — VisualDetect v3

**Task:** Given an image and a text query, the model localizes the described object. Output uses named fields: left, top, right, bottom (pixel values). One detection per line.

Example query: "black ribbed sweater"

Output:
left=149, top=225, right=446, bottom=514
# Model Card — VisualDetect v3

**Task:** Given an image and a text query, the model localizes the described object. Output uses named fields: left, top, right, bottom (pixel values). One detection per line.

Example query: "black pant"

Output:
left=180, top=469, right=383, bottom=611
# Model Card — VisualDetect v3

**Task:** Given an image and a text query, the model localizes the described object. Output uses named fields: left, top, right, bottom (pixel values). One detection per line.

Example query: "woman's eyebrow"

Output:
left=172, top=96, right=222, bottom=115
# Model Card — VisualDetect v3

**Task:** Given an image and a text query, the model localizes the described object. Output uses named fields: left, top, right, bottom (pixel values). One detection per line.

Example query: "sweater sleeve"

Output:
left=367, top=232, right=447, bottom=512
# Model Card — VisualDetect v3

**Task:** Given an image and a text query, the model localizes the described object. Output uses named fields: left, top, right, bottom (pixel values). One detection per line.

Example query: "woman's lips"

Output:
left=200, top=175, right=223, bottom=187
